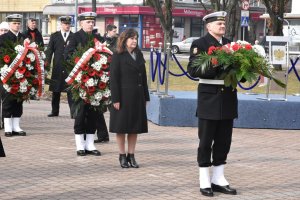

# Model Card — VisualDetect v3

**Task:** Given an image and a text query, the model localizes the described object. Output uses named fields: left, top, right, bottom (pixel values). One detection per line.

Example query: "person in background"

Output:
left=23, top=17, right=44, bottom=47
left=64, top=12, right=103, bottom=157
left=94, top=24, right=118, bottom=144
left=0, top=21, right=9, bottom=35
left=0, top=136, right=5, bottom=157
left=46, top=16, right=74, bottom=117
left=187, top=11, right=237, bottom=197
left=0, top=14, right=26, bottom=137
left=110, top=28, right=150, bottom=168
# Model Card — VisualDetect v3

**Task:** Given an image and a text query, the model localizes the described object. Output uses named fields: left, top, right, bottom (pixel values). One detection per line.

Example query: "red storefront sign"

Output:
left=78, top=6, right=206, bottom=17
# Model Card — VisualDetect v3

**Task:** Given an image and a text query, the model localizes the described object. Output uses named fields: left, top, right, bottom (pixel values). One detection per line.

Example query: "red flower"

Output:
left=32, top=78, right=39, bottom=85
left=25, top=57, right=31, bottom=64
left=107, top=56, right=112, bottom=63
left=232, top=43, right=241, bottom=51
left=80, top=84, right=86, bottom=89
left=10, top=84, right=19, bottom=94
left=211, top=57, right=218, bottom=66
left=20, top=78, right=26, bottom=83
left=24, top=71, right=31, bottom=78
left=81, top=65, right=89, bottom=71
left=245, top=44, right=252, bottom=50
left=95, top=70, right=104, bottom=77
left=81, top=74, right=89, bottom=83
left=75, top=57, right=80, bottom=63
left=3, top=55, right=10, bottom=63
left=102, top=64, right=108, bottom=70
left=87, top=86, right=96, bottom=95
left=93, top=53, right=101, bottom=60
left=98, top=81, right=106, bottom=90
left=88, top=68, right=96, bottom=76
left=208, top=46, right=217, bottom=55
left=18, top=66, right=27, bottom=74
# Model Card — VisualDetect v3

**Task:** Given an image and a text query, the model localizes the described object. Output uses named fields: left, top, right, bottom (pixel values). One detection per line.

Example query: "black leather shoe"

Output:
left=48, top=113, right=58, bottom=117
left=211, top=183, right=237, bottom=195
left=94, top=137, right=109, bottom=143
left=119, top=154, right=129, bottom=168
left=200, top=188, right=213, bottom=197
left=127, top=153, right=139, bottom=168
left=12, top=131, right=26, bottom=136
left=86, top=150, right=101, bottom=156
left=77, top=150, right=86, bottom=156
left=5, top=132, right=12, bottom=137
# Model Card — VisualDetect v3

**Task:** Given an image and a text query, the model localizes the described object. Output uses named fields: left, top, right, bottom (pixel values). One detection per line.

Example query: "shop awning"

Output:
left=43, top=4, right=75, bottom=15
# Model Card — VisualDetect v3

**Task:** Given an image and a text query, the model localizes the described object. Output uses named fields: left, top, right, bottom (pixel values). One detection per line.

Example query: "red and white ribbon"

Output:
left=65, top=39, right=113, bottom=85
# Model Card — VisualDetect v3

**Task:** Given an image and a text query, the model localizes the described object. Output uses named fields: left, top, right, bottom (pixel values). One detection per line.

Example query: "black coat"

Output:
left=0, top=30, right=25, bottom=46
left=0, top=137, right=5, bottom=157
left=23, top=28, right=44, bottom=47
left=109, top=50, right=150, bottom=133
left=187, top=33, right=238, bottom=120
left=103, top=33, right=117, bottom=52
left=46, top=31, right=73, bottom=92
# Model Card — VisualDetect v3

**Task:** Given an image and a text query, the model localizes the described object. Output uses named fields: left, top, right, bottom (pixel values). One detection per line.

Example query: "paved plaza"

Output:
left=0, top=100, right=299, bottom=200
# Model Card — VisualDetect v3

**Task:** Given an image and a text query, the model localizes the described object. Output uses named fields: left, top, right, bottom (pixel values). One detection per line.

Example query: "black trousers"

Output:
left=0, top=137, right=5, bottom=157
left=2, top=94, right=23, bottom=118
left=96, top=113, right=109, bottom=139
left=51, top=91, right=73, bottom=115
left=74, top=104, right=101, bottom=135
left=197, top=119, right=233, bottom=167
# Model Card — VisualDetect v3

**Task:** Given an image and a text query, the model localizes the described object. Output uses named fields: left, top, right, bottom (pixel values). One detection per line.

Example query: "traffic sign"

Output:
left=242, top=0, right=250, bottom=10
left=241, top=16, right=249, bottom=27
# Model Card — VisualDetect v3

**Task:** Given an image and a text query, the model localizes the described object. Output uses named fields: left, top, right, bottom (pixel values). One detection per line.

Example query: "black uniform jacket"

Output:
left=23, top=28, right=44, bottom=47
left=0, top=30, right=25, bottom=47
left=103, top=33, right=117, bottom=52
left=187, top=33, right=238, bottom=120
left=109, top=50, right=150, bottom=133
left=46, top=31, right=74, bottom=92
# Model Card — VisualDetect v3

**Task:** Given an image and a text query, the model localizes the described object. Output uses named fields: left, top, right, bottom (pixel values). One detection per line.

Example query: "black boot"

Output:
left=119, top=154, right=129, bottom=168
left=127, top=153, right=139, bottom=168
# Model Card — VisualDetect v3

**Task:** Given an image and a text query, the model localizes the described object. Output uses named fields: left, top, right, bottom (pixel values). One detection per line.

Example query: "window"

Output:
left=190, top=17, right=204, bottom=37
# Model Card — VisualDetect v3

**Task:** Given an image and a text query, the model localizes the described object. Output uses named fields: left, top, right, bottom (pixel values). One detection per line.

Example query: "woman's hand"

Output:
left=113, top=102, right=120, bottom=110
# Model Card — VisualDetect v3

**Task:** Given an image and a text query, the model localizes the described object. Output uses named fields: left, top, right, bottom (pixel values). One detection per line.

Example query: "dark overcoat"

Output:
left=46, top=31, right=73, bottom=92
left=109, top=50, right=150, bottom=133
left=0, top=137, right=5, bottom=157
left=187, top=33, right=238, bottom=120
left=23, top=28, right=44, bottom=47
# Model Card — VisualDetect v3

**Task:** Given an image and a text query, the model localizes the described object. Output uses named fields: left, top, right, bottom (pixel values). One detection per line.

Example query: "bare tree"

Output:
left=261, top=0, right=290, bottom=36
left=147, top=0, right=173, bottom=48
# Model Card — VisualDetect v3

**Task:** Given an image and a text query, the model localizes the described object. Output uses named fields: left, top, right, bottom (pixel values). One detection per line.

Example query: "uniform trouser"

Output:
left=74, top=104, right=101, bottom=135
left=51, top=91, right=73, bottom=115
left=96, top=113, right=109, bottom=139
left=2, top=94, right=23, bottom=118
left=0, top=137, right=5, bottom=157
left=197, top=119, right=233, bottom=167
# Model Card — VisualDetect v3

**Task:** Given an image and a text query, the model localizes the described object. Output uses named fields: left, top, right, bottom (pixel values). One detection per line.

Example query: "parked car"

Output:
left=172, top=37, right=198, bottom=54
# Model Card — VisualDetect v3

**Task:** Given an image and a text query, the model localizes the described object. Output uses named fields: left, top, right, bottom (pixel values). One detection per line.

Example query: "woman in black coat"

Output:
left=110, top=28, right=150, bottom=168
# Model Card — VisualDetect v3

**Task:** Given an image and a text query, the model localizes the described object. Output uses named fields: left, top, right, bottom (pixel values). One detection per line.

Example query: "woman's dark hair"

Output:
left=116, top=28, right=139, bottom=54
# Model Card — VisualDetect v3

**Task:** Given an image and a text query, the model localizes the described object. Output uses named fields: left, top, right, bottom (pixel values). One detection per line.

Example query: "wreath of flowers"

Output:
left=65, top=37, right=113, bottom=112
left=0, top=39, right=49, bottom=102
left=192, top=40, right=285, bottom=88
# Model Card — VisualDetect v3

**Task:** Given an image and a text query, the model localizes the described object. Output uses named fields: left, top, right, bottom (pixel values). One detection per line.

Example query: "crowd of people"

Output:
left=1, top=11, right=241, bottom=196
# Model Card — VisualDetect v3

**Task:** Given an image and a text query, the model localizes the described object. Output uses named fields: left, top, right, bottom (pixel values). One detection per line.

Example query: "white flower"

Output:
left=79, top=89, right=87, bottom=99
left=19, top=85, right=27, bottom=93
left=20, top=79, right=28, bottom=87
left=3, top=84, right=11, bottom=92
left=27, top=52, right=35, bottom=62
left=94, top=92, right=103, bottom=100
left=103, top=89, right=111, bottom=98
left=30, top=87, right=36, bottom=95
left=86, top=78, right=95, bottom=87
left=101, top=74, right=109, bottom=83
left=99, top=56, right=107, bottom=65
left=103, top=99, right=111, bottom=105
left=91, top=100, right=100, bottom=106
left=75, top=71, right=82, bottom=83
left=0, top=64, right=9, bottom=75
left=91, top=61, right=101, bottom=71
left=26, top=64, right=34, bottom=70
left=252, top=45, right=266, bottom=58
left=15, top=45, right=24, bottom=53
left=15, top=71, right=24, bottom=79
